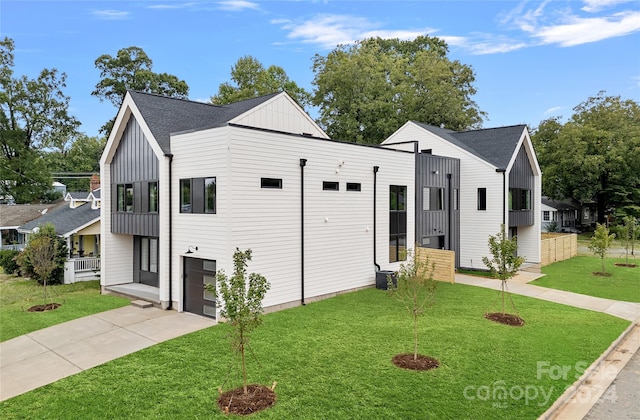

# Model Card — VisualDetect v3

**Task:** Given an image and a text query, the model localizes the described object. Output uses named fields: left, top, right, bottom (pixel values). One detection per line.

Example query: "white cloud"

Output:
left=581, top=0, right=635, bottom=13
left=217, top=1, right=260, bottom=12
left=91, top=9, right=130, bottom=20
left=273, top=14, right=434, bottom=49
left=147, top=2, right=198, bottom=10
left=544, top=106, right=564, bottom=115
left=534, top=10, right=640, bottom=46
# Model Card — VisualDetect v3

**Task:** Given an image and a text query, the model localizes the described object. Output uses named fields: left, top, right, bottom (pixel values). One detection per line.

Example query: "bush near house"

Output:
left=0, top=250, right=20, bottom=274
left=16, top=224, right=68, bottom=285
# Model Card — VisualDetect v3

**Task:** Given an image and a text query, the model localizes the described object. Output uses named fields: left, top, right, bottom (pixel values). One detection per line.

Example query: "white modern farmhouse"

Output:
left=383, top=121, right=542, bottom=270
left=100, top=91, right=416, bottom=317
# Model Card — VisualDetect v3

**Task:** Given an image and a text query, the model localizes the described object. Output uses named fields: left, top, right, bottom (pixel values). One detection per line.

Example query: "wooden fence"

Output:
left=416, top=247, right=455, bottom=283
left=541, top=233, right=577, bottom=266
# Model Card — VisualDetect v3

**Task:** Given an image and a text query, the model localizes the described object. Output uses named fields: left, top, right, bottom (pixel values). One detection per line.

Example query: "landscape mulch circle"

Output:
left=27, top=303, right=61, bottom=312
left=485, top=312, right=524, bottom=327
left=392, top=353, right=439, bottom=371
left=218, top=384, right=276, bottom=416
left=614, top=263, right=637, bottom=268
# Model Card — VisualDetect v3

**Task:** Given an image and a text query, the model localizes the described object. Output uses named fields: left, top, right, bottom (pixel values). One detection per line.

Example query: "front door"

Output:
left=134, top=236, right=159, bottom=287
left=184, top=257, right=217, bottom=318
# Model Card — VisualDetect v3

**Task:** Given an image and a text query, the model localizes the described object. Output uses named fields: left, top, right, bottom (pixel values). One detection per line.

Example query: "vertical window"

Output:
left=543, top=210, right=550, bottom=221
left=390, top=185, right=407, bottom=263
left=180, top=179, right=191, bottom=213
left=436, top=188, right=445, bottom=211
left=141, top=238, right=149, bottom=271
left=454, top=189, right=459, bottom=211
left=477, top=188, right=487, bottom=211
left=423, top=187, right=431, bottom=211
left=148, top=182, right=158, bottom=213
left=117, top=184, right=133, bottom=212
left=140, top=237, right=158, bottom=273
left=205, top=177, right=216, bottom=214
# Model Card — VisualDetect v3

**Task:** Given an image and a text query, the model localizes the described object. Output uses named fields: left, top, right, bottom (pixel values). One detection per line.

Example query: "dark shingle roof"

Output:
left=66, top=192, right=90, bottom=200
left=413, top=122, right=526, bottom=170
left=542, top=197, right=579, bottom=211
left=0, top=203, right=65, bottom=228
left=19, top=203, right=99, bottom=236
left=128, top=91, right=281, bottom=154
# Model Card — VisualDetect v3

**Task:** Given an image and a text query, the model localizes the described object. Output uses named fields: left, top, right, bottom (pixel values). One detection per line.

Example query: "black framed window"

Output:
left=148, top=182, right=158, bottom=213
left=140, top=237, right=158, bottom=273
left=390, top=185, right=407, bottom=262
left=346, top=182, right=361, bottom=192
left=180, top=179, right=192, bottom=213
left=205, top=178, right=216, bottom=213
left=323, top=181, right=339, bottom=191
left=509, top=188, right=531, bottom=210
left=117, top=183, right=134, bottom=212
left=423, top=187, right=444, bottom=211
left=454, top=188, right=459, bottom=211
left=261, top=178, right=282, bottom=189
left=477, top=188, right=487, bottom=211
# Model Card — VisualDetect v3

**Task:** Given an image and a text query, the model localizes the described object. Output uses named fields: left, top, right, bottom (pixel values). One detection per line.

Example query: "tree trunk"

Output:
left=501, top=280, right=506, bottom=315
left=240, top=330, right=248, bottom=394
left=413, top=310, right=418, bottom=360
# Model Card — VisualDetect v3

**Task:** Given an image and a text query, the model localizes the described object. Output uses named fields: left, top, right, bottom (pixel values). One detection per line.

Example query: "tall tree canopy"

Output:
left=211, top=55, right=311, bottom=109
left=0, top=37, right=79, bottom=203
left=44, top=134, right=106, bottom=191
left=92, top=46, right=189, bottom=135
left=312, top=36, right=485, bottom=144
left=532, top=92, right=640, bottom=221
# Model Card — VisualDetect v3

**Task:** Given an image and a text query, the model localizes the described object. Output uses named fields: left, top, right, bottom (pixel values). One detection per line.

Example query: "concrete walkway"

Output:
left=455, top=271, right=640, bottom=420
left=0, top=305, right=216, bottom=401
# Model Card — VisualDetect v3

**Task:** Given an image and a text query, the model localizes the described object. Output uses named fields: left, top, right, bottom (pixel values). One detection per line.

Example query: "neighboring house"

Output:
left=19, top=191, right=101, bottom=283
left=541, top=197, right=579, bottom=232
left=0, top=204, right=62, bottom=251
left=383, top=122, right=542, bottom=270
left=101, top=91, right=416, bottom=317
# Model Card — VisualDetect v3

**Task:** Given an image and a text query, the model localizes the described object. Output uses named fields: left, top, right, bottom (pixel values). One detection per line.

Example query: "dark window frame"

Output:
left=390, top=185, right=407, bottom=263
left=261, top=178, right=283, bottom=189
left=322, top=181, right=339, bottom=191
left=148, top=181, right=158, bottom=213
left=346, top=182, right=361, bottom=192
left=205, top=177, right=216, bottom=214
left=140, top=237, right=158, bottom=274
left=116, top=183, right=134, bottom=212
left=180, top=179, right=192, bottom=213
left=477, top=187, right=487, bottom=211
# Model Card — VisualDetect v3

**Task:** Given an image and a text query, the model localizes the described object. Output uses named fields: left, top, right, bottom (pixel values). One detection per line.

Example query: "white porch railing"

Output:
left=64, top=257, right=101, bottom=284
left=0, top=244, right=24, bottom=251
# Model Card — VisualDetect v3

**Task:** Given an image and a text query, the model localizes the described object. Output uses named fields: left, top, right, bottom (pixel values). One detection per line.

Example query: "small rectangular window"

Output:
left=454, top=189, right=459, bottom=210
left=435, top=188, right=444, bottom=211
left=148, top=182, right=158, bottom=213
left=477, top=188, right=487, bottom=211
left=543, top=211, right=550, bottom=221
left=261, top=178, right=282, bottom=189
left=323, top=181, right=339, bottom=191
left=180, top=179, right=192, bottom=213
left=125, top=184, right=133, bottom=212
left=346, top=182, right=361, bottom=192
left=117, top=184, right=125, bottom=212
left=423, top=187, right=431, bottom=211
left=205, top=177, right=216, bottom=213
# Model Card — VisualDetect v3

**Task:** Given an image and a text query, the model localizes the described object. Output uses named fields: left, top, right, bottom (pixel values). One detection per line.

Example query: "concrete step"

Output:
left=131, top=300, right=153, bottom=309
left=520, top=263, right=542, bottom=273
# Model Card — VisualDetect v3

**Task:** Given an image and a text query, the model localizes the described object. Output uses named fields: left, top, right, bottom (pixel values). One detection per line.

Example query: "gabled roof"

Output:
left=19, top=202, right=99, bottom=236
left=542, top=197, right=579, bottom=211
left=412, top=122, right=526, bottom=170
left=65, top=191, right=91, bottom=201
left=0, top=203, right=65, bottom=229
left=89, top=188, right=101, bottom=199
left=128, top=91, right=281, bottom=154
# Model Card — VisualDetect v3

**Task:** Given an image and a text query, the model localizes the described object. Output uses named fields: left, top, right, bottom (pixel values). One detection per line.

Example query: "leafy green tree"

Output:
left=211, top=55, right=311, bottom=109
left=44, top=134, right=106, bottom=191
left=0, top=37, right=79, bottom=203
left=17, top=223, right=68, bottom=286
left=532, top=92, right=640, bottom=222
left=92, top=46, right=189, bottom=135
left=589, top=223, right=616, bottom=275
left=482, top=225, right=525, bottom=315
left=387, top=249, right=437, bottom=362
left=312, top=36, right=484, bottom=144
left=206, top=248, right=270, bottom=394
left=613, top=216, right=637, bottom=265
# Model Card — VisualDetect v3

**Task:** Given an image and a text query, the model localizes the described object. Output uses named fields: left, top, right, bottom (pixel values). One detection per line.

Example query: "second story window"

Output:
left=180, top=179, right=192, bottom=213
left=148, top=182, right=158, bottom=213
left=117, top=184, right=134, bottom=212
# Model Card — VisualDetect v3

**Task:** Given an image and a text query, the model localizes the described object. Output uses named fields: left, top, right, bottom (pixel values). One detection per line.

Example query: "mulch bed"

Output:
left=592, top=272, right=613, bottom=277
left=614, top=263, right=637, bottom=268
left=485, top=312, right=525, bottom=327
left=392, top=353, right=439, bottom=371
left=218, top=384, right=276, bottom=416
left=27, top=303, right=61, bottom=312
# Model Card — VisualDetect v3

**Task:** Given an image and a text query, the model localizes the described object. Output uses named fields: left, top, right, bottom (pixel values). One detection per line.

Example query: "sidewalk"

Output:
left=455, top=271, right=640, bottom=420
left=0, top=305, right=216, bottom=401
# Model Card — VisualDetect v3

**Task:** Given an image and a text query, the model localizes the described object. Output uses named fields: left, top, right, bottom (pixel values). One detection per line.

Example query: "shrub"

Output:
left=0, top=249, right=21, bottom=274
left=17, top=223, right=68, bottom=285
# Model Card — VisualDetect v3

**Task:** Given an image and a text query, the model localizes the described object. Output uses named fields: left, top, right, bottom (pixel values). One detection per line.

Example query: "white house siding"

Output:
left=100, top=164, right=134, bottom=286
left=170, top=128, right=232, bottom=312
left=517, top=175, right=542, bottom=263
left=541, top=202, right=558, bottom=231
left=384, top=122, right=504, bottom=269
left=231, top=94, right=328, bottom=139
left=171, top=125, right=414, bottom=312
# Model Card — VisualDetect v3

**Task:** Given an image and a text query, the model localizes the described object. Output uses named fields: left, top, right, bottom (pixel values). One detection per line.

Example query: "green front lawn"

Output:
left=531, top=256, right=640, bottom=302
left=1, top=284, right=629, bottom=419
left=0, top=274, right=130, bottom=342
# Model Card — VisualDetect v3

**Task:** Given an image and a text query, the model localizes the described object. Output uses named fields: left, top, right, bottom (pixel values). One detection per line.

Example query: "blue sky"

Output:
left=2, top=0, right=639, bottom=138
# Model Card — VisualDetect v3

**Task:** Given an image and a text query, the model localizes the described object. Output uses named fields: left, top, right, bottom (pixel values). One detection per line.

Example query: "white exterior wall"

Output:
left=232, top=94, right=328, bottom=139
left=517, top=174, right=542, bottom=263
left=541, top=202, right=558, bottom=231
left=100, top=163, right=133, bottom=286
left=385, top=122, right=504, bottom=269
left=171, top=126, right=414, bottom=310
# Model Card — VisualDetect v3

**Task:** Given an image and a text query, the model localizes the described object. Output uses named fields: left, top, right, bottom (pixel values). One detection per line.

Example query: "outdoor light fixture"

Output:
left=185, top=246, right=198, bottom=254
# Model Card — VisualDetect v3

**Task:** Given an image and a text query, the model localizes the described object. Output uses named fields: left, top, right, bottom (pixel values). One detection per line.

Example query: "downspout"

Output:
left=447, top=173, right=452, bottom=250
left=373, top=166, right=380, bottom=271
left=167, top=154, right=174, bottom=310
left=497, top=169, right=506, bottom=225
left=300, top=158, right=307, bottom=305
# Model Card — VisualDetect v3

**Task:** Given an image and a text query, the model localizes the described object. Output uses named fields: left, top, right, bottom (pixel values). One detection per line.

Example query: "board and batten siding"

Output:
left=110, top=117, right=160, bottom=237
left=385, top=122, right=504, bottom=269
left=508, top=144, right=535, bottom=227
